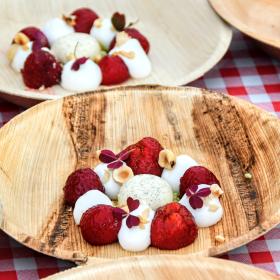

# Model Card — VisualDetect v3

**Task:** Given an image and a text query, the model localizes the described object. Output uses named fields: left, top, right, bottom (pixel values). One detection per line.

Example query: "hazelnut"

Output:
left=210, top=184, right=223, bottom=197
left=14, top=32, right=30, bottom=45
left=113, top=165, right=133, bottom=184
left=112, top=50, right=135, bottom=59
left=62, top=14, right=76, bottom=27
left=158, top=149, right=176, bottom=170
left=215, top=235, right=225, bottom=243
left=94, top=18, right=102, bottom=28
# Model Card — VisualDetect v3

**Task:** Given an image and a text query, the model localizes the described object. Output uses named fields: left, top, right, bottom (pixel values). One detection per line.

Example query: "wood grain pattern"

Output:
left=0, top=0, right=232, bottom=107
left=0, top=86, right=280, bottom=264
left=209, top=0, right=280, bottom=56
left=43, top=256, right=279, bottom=280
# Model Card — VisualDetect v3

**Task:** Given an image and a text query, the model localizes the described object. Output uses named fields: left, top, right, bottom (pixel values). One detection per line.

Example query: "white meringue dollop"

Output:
left=118, top=203, right=155, bottom=252
left=179, top=184, right=223, bottom=227
left=73, top=190, right=112, bottom=225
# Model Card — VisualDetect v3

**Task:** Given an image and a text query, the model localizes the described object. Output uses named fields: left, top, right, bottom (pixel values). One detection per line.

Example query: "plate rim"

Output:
left=208, top=0, right=280, bottom=49
left=42, top=255, right=278, bottom=279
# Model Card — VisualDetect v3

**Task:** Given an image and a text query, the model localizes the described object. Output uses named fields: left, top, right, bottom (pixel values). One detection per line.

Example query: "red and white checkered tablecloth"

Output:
left=0, top=31, right=279, bottom=279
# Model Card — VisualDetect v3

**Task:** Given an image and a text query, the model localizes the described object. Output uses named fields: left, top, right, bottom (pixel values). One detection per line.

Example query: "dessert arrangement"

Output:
left=64, top=137, right=224, bottom=252
left=7, top=8, right=151, bottom=92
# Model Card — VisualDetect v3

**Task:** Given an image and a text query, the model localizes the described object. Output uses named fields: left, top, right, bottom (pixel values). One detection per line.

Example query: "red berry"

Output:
left=80, top=205, right=122, bottom=245
left=22, top=50, right=62, bottom=89
left=179, top=166, right=220, bottom=198
left=98, top=55, right=129, bottom=85
left=72, top=8, right=99, bottom=33
left=118, top=137, right=163, bottom=176
left=109, top=28, right=150, bottom=54
left=151, top=202, right=198, bottom=250
left=64, top=168, right=104, bottom=206
left=14, top=27, right=50, bottom=50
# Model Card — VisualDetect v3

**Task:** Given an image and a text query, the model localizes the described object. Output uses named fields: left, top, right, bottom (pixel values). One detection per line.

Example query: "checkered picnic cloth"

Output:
left=0, top=30, right=279, bottom=279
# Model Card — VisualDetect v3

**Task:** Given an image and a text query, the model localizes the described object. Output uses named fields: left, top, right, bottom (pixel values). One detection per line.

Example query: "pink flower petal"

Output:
left=71, top=57, right=88, bottom=71
left=107, top=160, right=123, bottom=169
left=99, top=149, right=117, bottom=163
left=126, top=215, right=140, bottom=228
left=196, top=187, right=211, bottom=197
left=189, top=195, right=203, bottom=209
left=127, top=197, right=140, bottom=212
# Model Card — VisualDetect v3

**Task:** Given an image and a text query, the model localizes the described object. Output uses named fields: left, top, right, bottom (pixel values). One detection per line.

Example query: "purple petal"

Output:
left=126, top=215, right=140, bottom=228
left=196, top=187, right=211, bottom=197
left=189, top=185, right=198, bottom=194
left=127, top=197, right=140, bottom=212
left=111, top=12, right=126, bottom=31
left=189, top=195, right=203, bottom=209
left=107, top=160, right=123, bottom=169
left=112, top=207, right=127, bottom=220
left=118, top=149, right=134, bottom=161
left=71, top=57, right=88, bottom=71
left=185, top=188, right=192, bottom=197
left=99, top=149, right=117, bottom=163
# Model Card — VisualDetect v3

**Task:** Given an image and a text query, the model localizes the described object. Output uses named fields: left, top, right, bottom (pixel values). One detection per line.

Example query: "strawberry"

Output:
left=179, top=166, right=220, bottom=198
left=64, top=168, right=104, bottom=207
left=71, top=8, right=99, bottom=33
left=151, top=202, right=197, bottom=250
left=118, top=137, right=163, bottom=176
left=13, top=27, right=50, bottom=50
left=80, top=205, right=122, bottom=245
left=22, top=50, right=62, bottom=89
left=109, top=28, right=150, bottom=54
left=98, top=55, right=130, bottom=85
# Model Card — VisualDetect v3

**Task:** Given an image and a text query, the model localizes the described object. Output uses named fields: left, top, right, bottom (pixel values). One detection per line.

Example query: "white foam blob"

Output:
left=42, top=18, right=74, bottom=45
left=118, top=204, right=155, bottom=252
left=61, top=59, right=101, bottom=91
left=73, top=190, right=112, bottom=225
left=161, top=155, right=198, bottom=192
left=11, top=42, right=33, bottom=72
left=90, top=18, right=116, bottom=50
left=179, top=184, right=223, bottom=227
left=94, top=163, right=121, bottom=200
left=109, top=38, right=151, bottom=78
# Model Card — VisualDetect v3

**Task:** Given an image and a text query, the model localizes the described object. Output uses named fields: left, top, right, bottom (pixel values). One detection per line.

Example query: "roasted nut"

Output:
left=113, top=165, right=134, bottom=184
left=14, top=32, right=29, bottom=45
left=215, top=235, right=225, bottom=243
left=94, top=18, right=102, bottom=28
left=210, top=184, right=224, bottom=197
left=158, top=149, right=176, bottom=170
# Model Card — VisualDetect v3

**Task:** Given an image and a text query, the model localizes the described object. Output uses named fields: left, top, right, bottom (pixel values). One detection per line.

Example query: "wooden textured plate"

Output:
left=43, top=256, right=278, bottom=280
left=209, top=0, right=280, bottom=57
left=0, top=0, right=232, bottom=107
left=0, top=86, right=280, bottom=264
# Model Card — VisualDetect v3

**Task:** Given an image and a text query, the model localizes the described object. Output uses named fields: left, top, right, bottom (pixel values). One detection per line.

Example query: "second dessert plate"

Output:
left=0, top=0, right=231, bottom=107
left=0, top=86, right=280, bottom=264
